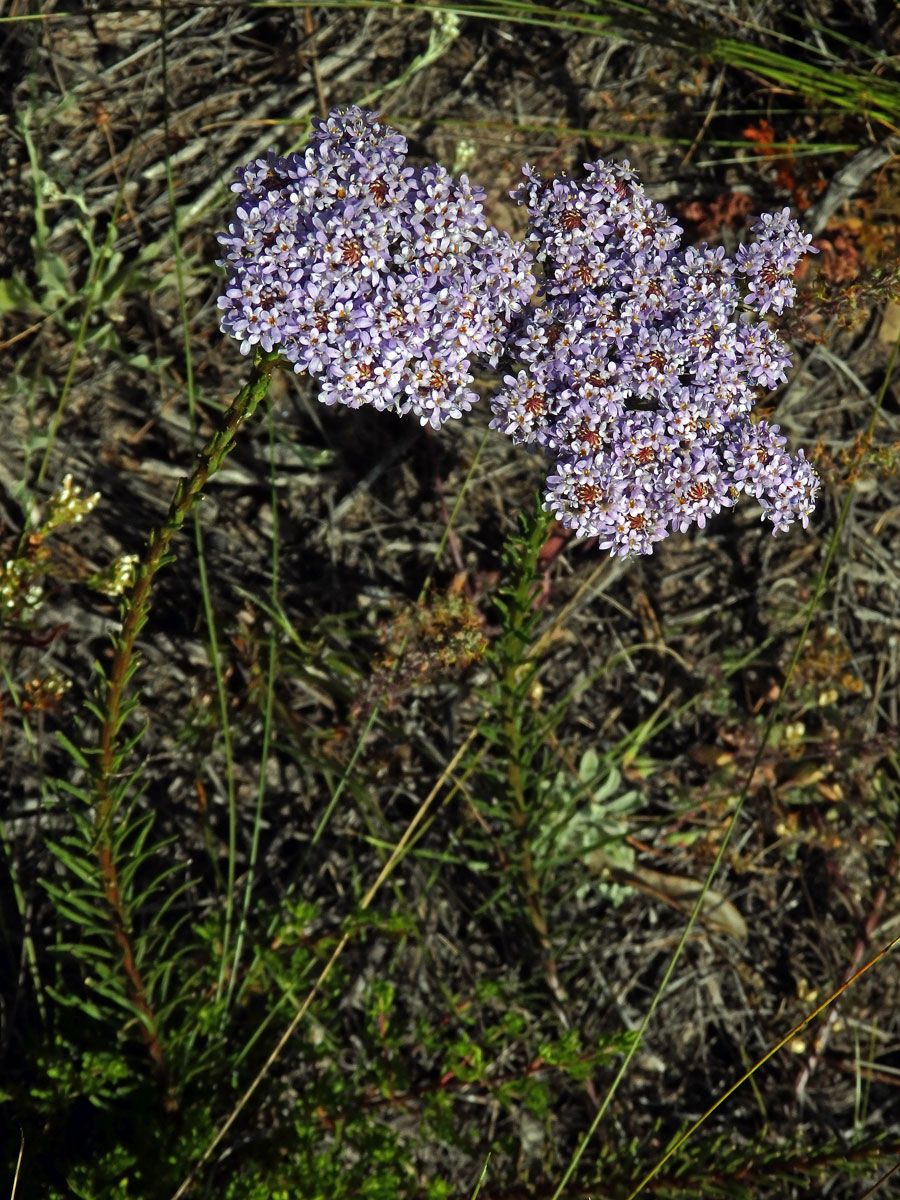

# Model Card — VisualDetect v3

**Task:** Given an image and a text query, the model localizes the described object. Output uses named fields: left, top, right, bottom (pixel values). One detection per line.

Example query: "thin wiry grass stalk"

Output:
left=170, top=727, right=480, bottom=1200
left=625, top=934, right=900, bottom=1200
left=18, top=112, right=136, bottom=508
left=310, top=0, right=900, bottom=130
left=160, top=9, right=241, bottom=1011
left=225, top=407, right=281, bottom=1016
left=90, top=350, right=277, bottom=1092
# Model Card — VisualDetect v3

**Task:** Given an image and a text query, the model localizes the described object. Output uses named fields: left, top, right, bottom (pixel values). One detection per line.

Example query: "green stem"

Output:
left=493, top=500, right=565, bottom=1005
left=90, top=350, right=277, bottom=1092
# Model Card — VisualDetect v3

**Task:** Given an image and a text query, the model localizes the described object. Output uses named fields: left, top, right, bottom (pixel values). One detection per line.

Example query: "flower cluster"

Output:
left=217, top=106, right=534, bottom=428
left=488, top=162, right=819, bottom=556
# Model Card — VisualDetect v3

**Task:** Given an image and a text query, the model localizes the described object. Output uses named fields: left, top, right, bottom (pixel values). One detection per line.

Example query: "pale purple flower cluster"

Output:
left=217, top=106, right=534, bottom=428
left=488, top=163, right=819, bottom=556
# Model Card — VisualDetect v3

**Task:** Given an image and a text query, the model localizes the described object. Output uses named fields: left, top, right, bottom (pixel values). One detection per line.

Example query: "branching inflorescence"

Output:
left=490, top=164, right=820, bottom=556
left=218, top=107, right=820, bottom=556
left=216, top=106, right=534, bottom=429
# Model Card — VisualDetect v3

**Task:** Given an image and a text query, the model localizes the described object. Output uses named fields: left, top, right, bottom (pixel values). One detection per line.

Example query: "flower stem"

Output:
left=91, top=350, right=277, bottom=1094
left=492, top=499, right=567, bottom=1009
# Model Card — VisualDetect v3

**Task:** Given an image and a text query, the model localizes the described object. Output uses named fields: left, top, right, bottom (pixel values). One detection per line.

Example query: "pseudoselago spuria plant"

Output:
left=216, top=105, right=819, bottom=558
left=98, top=104, right=823, bottom=819
left=81, top=102, right=821, bottom=1153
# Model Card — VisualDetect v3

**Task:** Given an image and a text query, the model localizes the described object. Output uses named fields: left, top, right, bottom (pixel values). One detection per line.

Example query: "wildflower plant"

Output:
left=488, top=163, right=820, bottom=557
left=25, top=104, right=830, bottom=1198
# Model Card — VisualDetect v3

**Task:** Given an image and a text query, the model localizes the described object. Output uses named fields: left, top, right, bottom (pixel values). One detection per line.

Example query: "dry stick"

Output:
left=680, top=66, right=726, bottom=168
left=857, top=1155, right=900, bottom=1200
left=301, top=5, right=329, bottom=121
left=170, top=728, right=478, bottom=1200
left=91, top=350, right=277, bottom=1096
left=794, top=813, right=900, bottom=1103
left=10, top=1130, right=24, bottom=1200
left=624, top=933, right=900, bottom=1200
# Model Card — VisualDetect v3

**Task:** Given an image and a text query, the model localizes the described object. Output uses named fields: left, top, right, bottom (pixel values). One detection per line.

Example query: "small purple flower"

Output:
left=217, top=107, right=535, bottom=427
left=489, top=160, right=819, bottom=555
left=736, top=207, right=815, bottom=316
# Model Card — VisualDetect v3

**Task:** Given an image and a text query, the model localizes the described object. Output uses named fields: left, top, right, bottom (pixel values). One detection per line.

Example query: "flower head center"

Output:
left=368, top=179, right=389, bottom=205
left=342, top=239, right=364, bottom=267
